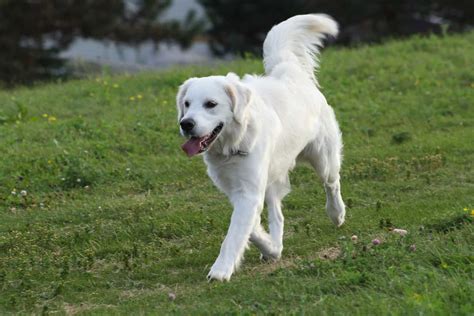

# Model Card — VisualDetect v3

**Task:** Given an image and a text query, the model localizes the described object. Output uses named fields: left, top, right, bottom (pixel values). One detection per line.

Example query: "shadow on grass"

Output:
left=424, top=213, right=472, bottom=234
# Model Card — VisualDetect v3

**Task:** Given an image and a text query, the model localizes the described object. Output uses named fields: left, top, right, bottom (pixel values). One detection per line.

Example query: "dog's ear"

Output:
left=225, top=74, right=253, bottom=124
left=176, top=78, right=197, bottom=121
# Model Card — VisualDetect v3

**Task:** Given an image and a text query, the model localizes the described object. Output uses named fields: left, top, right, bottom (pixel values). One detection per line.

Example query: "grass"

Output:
left=0, top=32, right=473, bottom=314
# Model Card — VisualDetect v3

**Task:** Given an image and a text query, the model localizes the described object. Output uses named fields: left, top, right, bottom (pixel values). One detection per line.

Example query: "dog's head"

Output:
left=176, top=73, right=252, bottom=157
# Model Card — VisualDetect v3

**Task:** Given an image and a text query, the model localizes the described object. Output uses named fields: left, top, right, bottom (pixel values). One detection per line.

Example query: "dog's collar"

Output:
left=230, top=149, right=248, bottom=157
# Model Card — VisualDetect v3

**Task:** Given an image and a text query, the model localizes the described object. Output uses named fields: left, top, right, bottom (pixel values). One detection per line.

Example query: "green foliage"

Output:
left=391, top=131, right=412, bottom=144
left=0, top=32, right=473, bottom=314
left=0, top=0, right=203, bottom=85
left=0, top=99, right=28, bottom=125
left=200, top=0, right=474, bottom=55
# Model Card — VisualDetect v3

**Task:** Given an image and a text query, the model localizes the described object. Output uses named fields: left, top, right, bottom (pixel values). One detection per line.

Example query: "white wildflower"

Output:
left=392, top=228, right=408, bottom=236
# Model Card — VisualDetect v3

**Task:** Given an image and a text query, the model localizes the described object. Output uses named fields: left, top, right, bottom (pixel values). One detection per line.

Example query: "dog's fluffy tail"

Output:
left=263, top=14, right=338, bottom=84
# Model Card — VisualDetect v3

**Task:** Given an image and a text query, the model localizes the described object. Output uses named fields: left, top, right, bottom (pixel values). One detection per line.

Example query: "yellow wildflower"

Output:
left=113, top=84, right=119, bottom=88
left=42, top=113, right=48, bottom=118
left=471, top=210, right=474, bottom=217
left=129, top=96, right=135, bottom=101
left=47, top=160, right=52, bottom=164
left=137, top=94, right=143, bottom=100
left=48, top=116, right=57, bottom=123
left=441, top=263, right=448, bottom=269
left=412, top=293, right=422, bottom=302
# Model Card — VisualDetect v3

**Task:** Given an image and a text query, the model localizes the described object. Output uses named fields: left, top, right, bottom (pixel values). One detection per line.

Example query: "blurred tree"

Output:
left=199, top=0, right=473, bottom=56
left=199, top=0, right=306, bottom=56
left=0, top=0, right=203, bottom=84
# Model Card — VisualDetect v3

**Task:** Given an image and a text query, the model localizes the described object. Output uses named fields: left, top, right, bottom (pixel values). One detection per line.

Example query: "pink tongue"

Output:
left=181, top=137, right=204, bottom=157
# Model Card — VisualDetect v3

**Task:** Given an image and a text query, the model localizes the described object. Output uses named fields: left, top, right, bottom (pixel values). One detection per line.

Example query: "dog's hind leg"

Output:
left=250, top=178, right=290, bottom=260
left=303, top=113, right=345, bottom=226
left=267, top=178, right=290, bottom=257
left=249, top=222, right=277, bottom=260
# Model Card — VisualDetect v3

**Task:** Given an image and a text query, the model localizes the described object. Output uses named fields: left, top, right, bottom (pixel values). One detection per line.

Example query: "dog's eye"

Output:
left=204, top=100, right=218, bottom=109
left=184, top=101, right=190, bottom=108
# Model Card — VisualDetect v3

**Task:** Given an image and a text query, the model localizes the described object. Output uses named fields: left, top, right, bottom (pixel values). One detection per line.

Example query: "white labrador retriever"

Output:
left=176, top=14, right=345, bottom=281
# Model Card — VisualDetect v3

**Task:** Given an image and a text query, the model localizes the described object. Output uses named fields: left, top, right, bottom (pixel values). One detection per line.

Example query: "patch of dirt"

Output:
left=120, top=283, right=171, bottom=299
left=87, top=259, right=116, bottom=273
left=63, top=303, right=116, bottom=315
left=120, top=288, right=156, bottom=299
left=248, top=246, right=343, bottom=276
left=315, top=246, right=341, bottom=261
left=249, top=257, right=297, bottom=275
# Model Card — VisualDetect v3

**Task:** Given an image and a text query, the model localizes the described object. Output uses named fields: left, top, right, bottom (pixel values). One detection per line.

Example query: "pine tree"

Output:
left=0, top=0, right=203, bottom=85
left=199, top=0, right=473, bottom=56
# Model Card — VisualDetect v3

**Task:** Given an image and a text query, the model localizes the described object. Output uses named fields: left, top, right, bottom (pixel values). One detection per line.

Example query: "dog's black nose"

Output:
left=180, top=119, right=195, bottom=133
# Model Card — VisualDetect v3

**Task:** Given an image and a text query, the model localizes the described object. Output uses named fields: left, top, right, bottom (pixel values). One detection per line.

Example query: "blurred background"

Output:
left=0, top=0, right=472, bottom=85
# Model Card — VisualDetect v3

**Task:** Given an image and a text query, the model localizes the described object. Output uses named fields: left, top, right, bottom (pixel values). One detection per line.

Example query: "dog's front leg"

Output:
left=207, top=194, right=262, bottom=281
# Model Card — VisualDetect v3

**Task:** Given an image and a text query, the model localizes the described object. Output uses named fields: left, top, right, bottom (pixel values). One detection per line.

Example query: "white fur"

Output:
left=176, top=14, right=345, bottom=281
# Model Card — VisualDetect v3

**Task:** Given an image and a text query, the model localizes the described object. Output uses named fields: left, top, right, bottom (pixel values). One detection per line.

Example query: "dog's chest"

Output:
left=204, top=155, right=247, bottom=195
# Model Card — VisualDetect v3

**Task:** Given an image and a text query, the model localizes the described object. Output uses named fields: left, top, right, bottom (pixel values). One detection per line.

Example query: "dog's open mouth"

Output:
left=181, top=123, right=224, bottom=157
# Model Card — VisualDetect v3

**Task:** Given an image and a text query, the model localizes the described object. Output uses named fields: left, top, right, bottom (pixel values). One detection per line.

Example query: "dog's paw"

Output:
left=326, top=202, right=346, bottom=227
left=207, top=261, right=234, bottom=282
left=328, top=211, right=345, bottom=227
left=260, top=252, right=281, bottom=262
left=334, top=215, right=345, bottom=227
left=260, top=246, right=282, bottom=262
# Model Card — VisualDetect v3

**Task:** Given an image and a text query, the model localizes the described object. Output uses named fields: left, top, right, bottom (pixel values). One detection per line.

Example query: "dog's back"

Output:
left=262, top=14, right=338, bottom=86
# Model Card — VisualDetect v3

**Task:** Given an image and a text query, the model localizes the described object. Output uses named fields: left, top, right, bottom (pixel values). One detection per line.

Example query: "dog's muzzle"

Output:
left=181, top=123, right=224, bottom=157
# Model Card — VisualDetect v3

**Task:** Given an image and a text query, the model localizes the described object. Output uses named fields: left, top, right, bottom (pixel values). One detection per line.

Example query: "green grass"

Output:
left=1, top=32, right=473, bottom=315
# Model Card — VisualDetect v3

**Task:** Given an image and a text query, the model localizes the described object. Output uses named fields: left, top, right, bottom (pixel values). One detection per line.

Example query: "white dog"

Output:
left=176, top=14, right=345, bottom=281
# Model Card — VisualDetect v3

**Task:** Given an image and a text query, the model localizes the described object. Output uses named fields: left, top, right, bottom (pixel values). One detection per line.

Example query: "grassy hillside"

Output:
left=0, top=32, right=473, bottom=314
